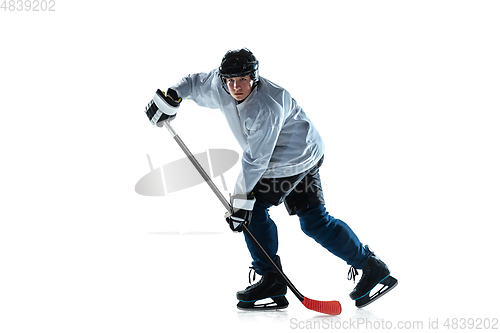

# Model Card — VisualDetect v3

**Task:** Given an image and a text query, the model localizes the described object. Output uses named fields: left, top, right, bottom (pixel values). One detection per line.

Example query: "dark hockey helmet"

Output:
left=219, top=48, right=259, bottom=92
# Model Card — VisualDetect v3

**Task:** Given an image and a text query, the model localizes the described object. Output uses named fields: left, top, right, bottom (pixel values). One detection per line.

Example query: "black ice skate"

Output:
left=348, top=246, right=398, bottom=308
left=237, top=255, right=288, bottom=311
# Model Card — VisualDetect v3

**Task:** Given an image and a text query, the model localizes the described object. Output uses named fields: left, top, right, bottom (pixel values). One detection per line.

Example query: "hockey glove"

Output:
left=225, top=193, right=256, bottom=232
left=145, top=89, right=182, bottom=126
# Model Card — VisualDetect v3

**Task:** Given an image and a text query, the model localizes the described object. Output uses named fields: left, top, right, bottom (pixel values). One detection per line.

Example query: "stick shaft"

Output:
left=164, top=121, right=230, bottom=211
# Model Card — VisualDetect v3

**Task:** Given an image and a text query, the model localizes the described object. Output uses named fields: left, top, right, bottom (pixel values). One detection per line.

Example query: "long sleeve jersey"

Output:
left=170, top=69, right=325, bottom=195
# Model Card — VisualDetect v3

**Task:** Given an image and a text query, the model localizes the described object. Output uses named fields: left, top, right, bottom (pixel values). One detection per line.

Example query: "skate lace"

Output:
left=248, top=266, right=257, bottom=285
left=347, top=266, right=359, bottom=284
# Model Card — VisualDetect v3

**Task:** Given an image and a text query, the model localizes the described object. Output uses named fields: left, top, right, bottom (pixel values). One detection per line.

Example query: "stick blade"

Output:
left=302, top=297, right=342, bottom=316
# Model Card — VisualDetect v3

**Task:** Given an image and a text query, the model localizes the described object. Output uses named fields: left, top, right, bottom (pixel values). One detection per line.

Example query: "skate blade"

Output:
left=237, top=296, right=288, bottom=311
left=355, top=275, right=398, bottom=308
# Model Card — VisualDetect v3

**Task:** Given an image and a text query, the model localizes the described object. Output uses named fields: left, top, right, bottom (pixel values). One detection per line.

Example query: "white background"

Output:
left=1, top=1, right=499, bottom=332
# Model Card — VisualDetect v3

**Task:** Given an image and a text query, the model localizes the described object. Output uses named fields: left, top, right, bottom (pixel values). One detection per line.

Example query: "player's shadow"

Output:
left=236, top=309, right=289, bottom=324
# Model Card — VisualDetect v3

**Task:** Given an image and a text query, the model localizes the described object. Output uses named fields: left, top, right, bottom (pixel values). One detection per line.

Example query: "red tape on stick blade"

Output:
left=302, top=297, right=342, bottom=316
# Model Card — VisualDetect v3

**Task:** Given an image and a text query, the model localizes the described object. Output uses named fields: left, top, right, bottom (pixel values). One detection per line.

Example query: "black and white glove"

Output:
left=145, top=89, right=182, bottom=126
left=225, top=194, right=256, bottom=232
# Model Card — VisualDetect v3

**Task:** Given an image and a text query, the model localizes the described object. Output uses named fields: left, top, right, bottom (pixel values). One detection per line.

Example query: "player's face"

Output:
left=226, top=75, right=253, bottom=101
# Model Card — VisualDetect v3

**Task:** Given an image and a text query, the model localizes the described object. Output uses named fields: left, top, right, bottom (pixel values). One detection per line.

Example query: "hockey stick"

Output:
left=163, top=120, right=341, bottom=316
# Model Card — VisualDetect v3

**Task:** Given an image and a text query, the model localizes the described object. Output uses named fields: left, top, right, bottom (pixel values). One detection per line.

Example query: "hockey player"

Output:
left=145, top=48, right=397, bottom=310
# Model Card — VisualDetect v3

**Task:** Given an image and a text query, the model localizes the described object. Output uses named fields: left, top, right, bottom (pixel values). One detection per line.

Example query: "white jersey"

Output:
left=170, top=69, right=325, bottom=195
